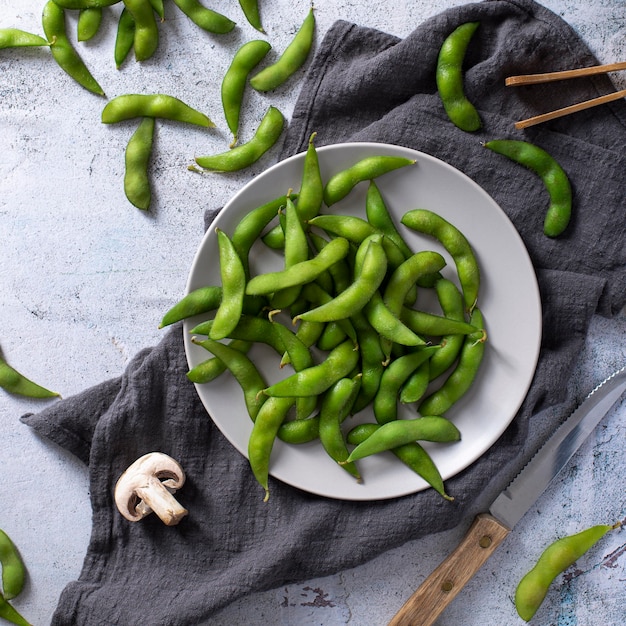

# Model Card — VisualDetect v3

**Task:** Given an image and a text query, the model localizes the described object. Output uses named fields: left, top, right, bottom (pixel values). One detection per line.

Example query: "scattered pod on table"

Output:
left=0, top=528, right=26, bottom=601
left=249, top=6, right=315, bottom=92
left=515, top=521, right=622, bottom=621
left=77, top=7, right=103, bottom=42
left=436, top=21, right=481, bottom=131
left=124, top=116, right=155, bottom=210
left=0, top=354, right=59, bottom=399
left=172, top=0, right=236, bottom=34
left=238, top=0, right=265, bottom=32
left=0, top=28, right=49, bottom=49
left=114, top=8, right=135, bottom=69
left=123, top=0, right=159, bottom=61
left=483, top=139, right=572, bottom=237
left=42, top=0, right=105, bottom=95
left=102, top=93, right=215, bottom=127
left=193, top=105, right=284, bottom=171
left=222, top=39, right=272, bottom=146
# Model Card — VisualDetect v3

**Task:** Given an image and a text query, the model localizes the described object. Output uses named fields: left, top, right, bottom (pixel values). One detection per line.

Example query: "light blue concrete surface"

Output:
left=1, top=1, right=624, bottom=625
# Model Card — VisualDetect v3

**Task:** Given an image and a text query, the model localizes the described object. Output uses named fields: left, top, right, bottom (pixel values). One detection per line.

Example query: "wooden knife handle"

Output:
left=387, top=513, right=511, bottom=626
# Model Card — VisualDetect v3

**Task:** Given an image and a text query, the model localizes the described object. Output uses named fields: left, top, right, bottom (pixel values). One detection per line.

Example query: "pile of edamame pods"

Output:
left=1, top=1, right=316, bottom=211
left=161, top=136, right=489, bottom=502
left=0, top=529, right=30, bottom=626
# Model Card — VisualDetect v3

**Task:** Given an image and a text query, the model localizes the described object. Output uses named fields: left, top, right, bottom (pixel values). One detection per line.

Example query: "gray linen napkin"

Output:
left=21, top=1, right=626, bottom=624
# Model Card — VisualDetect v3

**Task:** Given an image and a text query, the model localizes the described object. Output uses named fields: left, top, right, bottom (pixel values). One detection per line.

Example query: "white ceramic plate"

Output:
left=184, top=142, right=541, bottom=501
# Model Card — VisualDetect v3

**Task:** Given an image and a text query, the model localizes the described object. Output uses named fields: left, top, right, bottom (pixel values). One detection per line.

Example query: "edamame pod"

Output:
left=52, top=0, right=120, bottom=7
left=42, top=0, right=105, bottom=95
left=294, top=235, right=388, bottom=323
left=418, top=308, right=486, bottom=416
left=0, top=529, right=26, bottom=601
left=0, top=29, right=49, bottom=49
left=172, top=0, right=236, bottom=35
left=124, top=116, right=154, bottom=210
left=346, top=423, right=452, bottom=500
left=515, top=522, right=621, bottom=621
left=114, top=8, right=135, bottom=69
left=77, top=7, right=102, bottom=41
left=436, top=21, right=481, bottom=132
left=0, top=596, right=31, bottom=626
left=484, top=139, right=572, bottom=237
left=249, top=7, right=315, bottom=92
left=261, top=339, right=359, bottom=398
left=245, top=236, right=350, bottom=295
left=222, top=40, right=272, bottom=145
left=238, top=0, right=264, bottom=32
left=319, top=376, right=362, bottom=480
left=323, top=156, right=416, bottom=206
left=210, top=229, right=246, bottom=340
left=102, top=93, right=214, bottom=126
left=0, top=355, right=59, bottom=398
left=192, top=337, right=267, bottom=419
left=186, top=339, right=252, bottom=384
left=344, top=416, right=461, bottom=463
left=194, top=106, right=284, bottom=171
left=401, top=208, right=480, bottom=313
left=123, top=0, right=159, bottom=61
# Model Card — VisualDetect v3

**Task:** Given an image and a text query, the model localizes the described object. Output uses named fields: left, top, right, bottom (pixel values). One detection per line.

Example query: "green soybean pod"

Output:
left=515, top=522, right=621, bottom=622
left=149, top=0, right=165, bottom=20
left=296, top=132, right=324, bottom=221
left=319, top=376, right=362, bottom=480
left=0, top=596, right=31, bottom=626
left=0, top=29, right=49, bottom=49
left=0, top=529, right=26, bottom=601
left=222, top=40, right=272, bottom=146
left=114, top=7, right=135, bottom=68
left=401, top=208, right=480, bottom=313
left=124, top=116, right=154, bottom=210
left=194, top=106, right=284, bottom=172
left=365, top=180, right=413, bottom=258
left=436, top=21, right=481, bottom=132
left=483, top=139, right=572, bottom=237
left=261, top=338, right=359, bottom=398
left=249, top=7, right=315, bottom=92
left=245, top=235, right=350, bottom=295
left=238, top=0, right=264, bottom=32
left=192, top=337, right=267, bottom=420
left=172, top=0, right=236, bottom=34
left=294, top=235, right=388, bottom=324
left=77, top=7, right=102, bottom=41
left=277, top=414, right=319, bottom=444
left=102, top=93, right=214, bottom=126
left=373, top=346, right=440, bottom=425
left=323, top=156, right=416, bottom=206
left=0, top=355, right=59, bottom=399
left=344, top=416, right=461, bottom=463
left=42, top=0, right=105, bottom=96
left=159, top=285, right=222, bottom=328
left=231, top=193, right=294, bottom=277
left=418, top=307, right=486, bottom=416
left=186, top=339, right=252, bottom=384
left=123, top=0, right=159, bottom=61
left=270, top=196, right=309, bottom=309
left=210, top=229, right=246, bottom=340
left=346, top=423, right=453, bottom=500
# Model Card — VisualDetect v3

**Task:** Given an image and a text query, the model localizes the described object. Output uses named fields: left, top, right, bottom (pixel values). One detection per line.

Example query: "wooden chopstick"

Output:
left=506, top=61, right=626, bottom=86
left=513, top=88, right=626, bottom=129
left=506, top=61, right=626, bottom=128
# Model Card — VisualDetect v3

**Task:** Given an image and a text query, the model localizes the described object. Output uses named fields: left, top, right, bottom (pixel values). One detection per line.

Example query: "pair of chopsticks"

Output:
left=506, top=61, right=626, bottom=129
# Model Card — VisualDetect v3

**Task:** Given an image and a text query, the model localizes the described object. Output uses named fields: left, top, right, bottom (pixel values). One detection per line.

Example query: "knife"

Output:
left=388, top=365, right=626, bottom=626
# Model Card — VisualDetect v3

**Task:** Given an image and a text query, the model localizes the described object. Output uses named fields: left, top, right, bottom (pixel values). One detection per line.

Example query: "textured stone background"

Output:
left=1, top=1, right=624, bottom=624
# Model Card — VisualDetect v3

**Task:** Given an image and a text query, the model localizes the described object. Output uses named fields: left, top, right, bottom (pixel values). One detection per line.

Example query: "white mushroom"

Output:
left=114, top=452, right=188, bottom=526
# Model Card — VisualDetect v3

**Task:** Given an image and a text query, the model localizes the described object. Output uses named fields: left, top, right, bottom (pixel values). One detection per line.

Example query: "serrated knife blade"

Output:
left=388, top=365, right=626, bottom=626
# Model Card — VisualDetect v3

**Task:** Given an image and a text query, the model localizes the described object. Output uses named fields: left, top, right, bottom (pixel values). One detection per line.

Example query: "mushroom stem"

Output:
left=135, top=478, right=188, bottom=526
